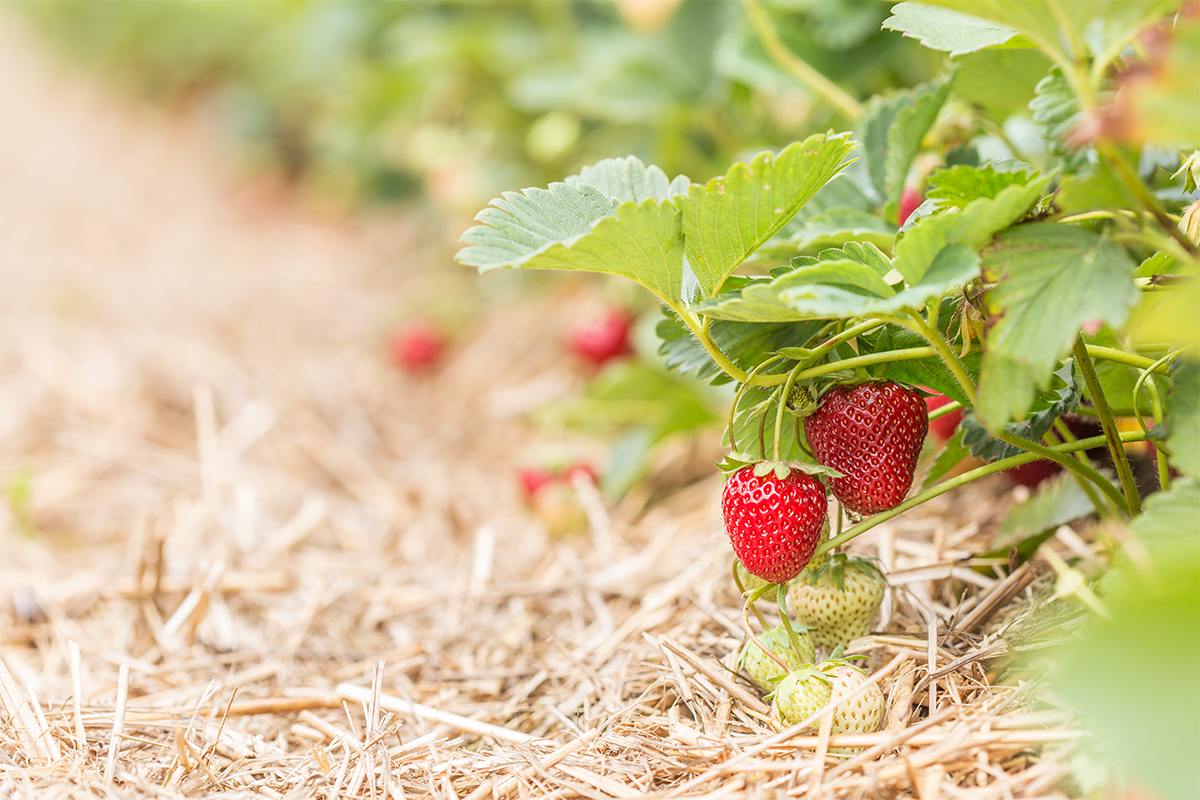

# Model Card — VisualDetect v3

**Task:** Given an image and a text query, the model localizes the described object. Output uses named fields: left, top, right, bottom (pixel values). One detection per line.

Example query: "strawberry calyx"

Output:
left=718, top=454, right=843, bottom=481
left=798, top=553, right=886, bottom=592
left=788, top=376, right=894, bottom=418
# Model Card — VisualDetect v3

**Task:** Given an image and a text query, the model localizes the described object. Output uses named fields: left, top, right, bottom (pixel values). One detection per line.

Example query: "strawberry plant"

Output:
left=460, top=3, right=1197, bottom=795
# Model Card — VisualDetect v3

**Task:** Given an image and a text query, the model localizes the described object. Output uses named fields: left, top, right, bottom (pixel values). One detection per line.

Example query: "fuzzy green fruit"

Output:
left=740, top=624, right=815, bottom=691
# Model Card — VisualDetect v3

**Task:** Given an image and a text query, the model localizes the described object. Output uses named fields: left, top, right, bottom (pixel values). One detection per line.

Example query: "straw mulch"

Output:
left=1, top=25, right=1087, bottom=800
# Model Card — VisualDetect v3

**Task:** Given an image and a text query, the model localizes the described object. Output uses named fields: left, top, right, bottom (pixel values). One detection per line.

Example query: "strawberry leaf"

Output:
left=680, top=133, right=857, bottom=299
left=976, top=223, right=1139, bottom=430
left=691, top=243, right=980, bottom=322
left=924, top=160, right=1037, bottom=209
left=921, top=427, right=970, bottom=488
left=854, top=71, right=954, bottom=216
left=1166, top=360, right=1199, bottom=478
left=655, top=311, right=826, bottom=385
left=566, top=156, right=692, bottom=204
left=962, top=361, right=1081, bottom=461
left=882, top=3, right=1025, bottom=57
left=892, top=174, right=1051, bottom=286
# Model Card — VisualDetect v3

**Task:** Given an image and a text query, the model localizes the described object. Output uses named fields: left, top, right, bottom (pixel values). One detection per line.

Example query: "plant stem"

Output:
left=927, top=400, right=962, bottom=421
left=1073, top=339, right=1143, bottom=516
left=773, top=363, right=805, bottom=461
left=994, top=428, right=1130, bottom=516
left=895, top=311, right=977, bottom=404
left=812, top=431, right=1151, bottom=557
left=1086, top=344, right=1173, bottom=376
left=1051, top=417, right=1119, bottom=519
left=741, top=0, right=864, bottom=121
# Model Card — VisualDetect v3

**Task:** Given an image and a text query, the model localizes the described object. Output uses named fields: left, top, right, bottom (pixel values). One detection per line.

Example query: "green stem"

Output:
left=927, top=400, right=962, bottom=421
left=772, top=362, right=806, bottom=461
left=994, top=428, right=1130, bottom=517
left=1051, top=418, right=1119, bottom=519
left=1074, top=339, right=1143, bottom=516
left=894, top=311, right=977, bottom=404
left=1096, top=140, right=1199, bottom=259
left=812, top=431, right=1151, bottom=558
left=741, top=0, right=864, bottom=121
left=1132, top=351, right=1177, bottom=493
left=1086, top=345, right=1173, bottom=376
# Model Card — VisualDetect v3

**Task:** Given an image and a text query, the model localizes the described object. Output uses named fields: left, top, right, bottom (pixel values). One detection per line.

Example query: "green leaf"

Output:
left=1028, top=70, right=1089, bottom=171
left=1057, top=159, right=1141, bottom=215
left=922, top=428, right=970, bottom=488
left=729, top=387, right=809, bottom=464
left=785, top=208, right=896, bottom=253
left=994, top=471, right=1095, bottom=550
left=655, top=312, right=826, bottom=385
left=461, top=194, right=687, bottom=305
left=952, top=47, right=1053, bottom=120
left=962, top=362, right=1081, bottom=460
left=457, top=182, right=619, bottom=271
left=694, top=243, right=980, bottom=323
left=924, top=160, right=1037, bottom=208
left=892, top=174, right=1051, bottom=286
left=977, top=223, right=1139, bottom=429
left=882, top=2, right=1024, bottom=57
left=855, top=72, right=955, bottom=213
left=1055, top=479, right=1200, bottom=800
left=566, top=155, right=692, bottom=204
left=1167, top=360, right=1200, bottom=478
left=681, top=133, right=857, bottom=300
left=922, top=0, right=1177, bottom=71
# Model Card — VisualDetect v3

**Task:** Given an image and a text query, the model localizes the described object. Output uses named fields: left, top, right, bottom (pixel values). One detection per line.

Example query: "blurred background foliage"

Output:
left=18, top=0, right=937, bottom=212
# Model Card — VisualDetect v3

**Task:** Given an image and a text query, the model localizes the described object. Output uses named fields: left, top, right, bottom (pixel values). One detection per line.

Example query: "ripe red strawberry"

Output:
left=388, top=320, right=446, bottom=372
left=569, top=307, right=632, bottom=366
left=787, top=555, right=886, bottom=650
left=803, top=382, right=928, bottom=515
left=898, top=186, right=923, bottom=226
left=740, top=624, right=815, bottom=691
left=721, top=464, right=828, bottom=584
left=922, top=388, right=963, bottom=442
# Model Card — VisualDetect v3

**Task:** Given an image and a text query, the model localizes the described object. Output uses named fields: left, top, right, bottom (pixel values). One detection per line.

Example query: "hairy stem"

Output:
left=741, top=0, right=864, bottom=121
left=1073, top=339, right=1143, bottom=515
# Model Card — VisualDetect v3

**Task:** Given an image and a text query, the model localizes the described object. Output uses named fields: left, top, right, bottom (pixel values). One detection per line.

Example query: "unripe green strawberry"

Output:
left=788, top=555, right=886, bottom=651
left=827, top=663, right=885, bottom=753
left=739, top=624, right=815, bottom=691
left=772, top=665, right=832, bottom=728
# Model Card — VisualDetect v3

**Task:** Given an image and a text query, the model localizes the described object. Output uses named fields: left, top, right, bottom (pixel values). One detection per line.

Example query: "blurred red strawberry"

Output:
left=922, top=388, right=963, bottom=442
left=388, top=320, right=446, bottom=372
left=517, top=467, right=555, bottom=501
left=569, top=307, right=632, bottom=366
left=898, top=187, right=923, bottom=226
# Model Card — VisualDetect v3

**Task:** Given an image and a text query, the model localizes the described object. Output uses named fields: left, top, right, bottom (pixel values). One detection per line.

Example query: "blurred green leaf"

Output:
left=921, top=428, right=970, bottom=488
left=1167, top=360, right=1200, bottom=478
left=882, top=3, right=1024, bottom=57
left=977, top=223, right=1139, bottom=430
left=1055, top=478, right=1200, bottom=800
left=1029, top=70, right=1090, bottom=171
left=951, top=47, right=1053, bottom=120
left=855, top=71, right=954, bottom=212
left=994, top=472, right=1094, bottom=549
left=785, top=208, right=897, bottom=254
